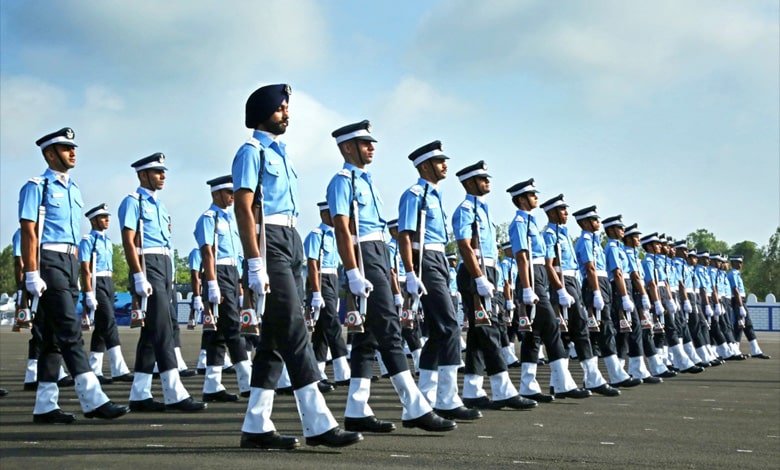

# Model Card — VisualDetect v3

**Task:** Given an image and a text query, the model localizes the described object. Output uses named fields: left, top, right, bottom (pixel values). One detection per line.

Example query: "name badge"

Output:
left=52, top=192, right=65, bottom=198
left=144, top=208, right=154, bottom=214
left=269, top=159, right=281, bottom=165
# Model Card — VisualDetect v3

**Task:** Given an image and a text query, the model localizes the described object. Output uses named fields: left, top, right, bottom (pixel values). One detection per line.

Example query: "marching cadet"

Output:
left=193, top=175, right=252, bottom=402
left=573, top=206, right=640, bottom=387
left=623, top=225, right=677, bottom=378
left=234, top=84, right=360, bottom=449
left=698, top=252, right=738, bottom=360
left=451, top=161, right=537, bottom=410
left=496, top=242, right=521, bottom=368
left=397, top=141, right=481, bottom=421
left=685, top=249, right=720, bottom=366
left=507, top=179, right=591, bottom=400
left=19, top=127, right=128, bottom=423
left=602, top=215, right=660, bottom=384
left=119, top=153, right=207, bottom=413
left=728, top=256, right=770, bottom=359
left=304, top=201, right=352, bottom=386
left=542, top=195, right=620, bottom=396
left=670, top=240, right=710, bottom=367
left=327, top=120, right=456, bottom=434
left=79, top=204, right=134, bottom=384
left=387, top=219, right=423, bottom=375
left=715, top=255, right=742, bottom=358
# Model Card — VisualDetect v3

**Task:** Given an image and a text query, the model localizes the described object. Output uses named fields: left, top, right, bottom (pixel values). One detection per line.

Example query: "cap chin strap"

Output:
left=353, top=140, right=366, bottom=167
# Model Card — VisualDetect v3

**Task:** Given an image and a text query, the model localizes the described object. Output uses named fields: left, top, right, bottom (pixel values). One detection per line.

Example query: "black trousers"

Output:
left=203, top=265, right=247, bottom=366
left=134, top=254, right=177, bottom=373
left=582, top=276, right=617, bottom=357
left=90, top=276, right=121, bottom=352
left=719, top=298, right=737, bottom=343
left=687, top=293, right=709, bottom=348
left=630, top=287, right=659, bottom=357
left=494, top=292, right=511, bottom=348
left=310, top=273, right=348, bottom=362
left=169, top=280, right=181, bottom=349
left=417, top=250, right=461, bottom=369
left=458, top=265, right=506, bottom=377
left=518, top=265, right=566, bottom=363
left=611, top=280, right=643, bottom=359
left=35, top=250, right=90, bottom=381
left=555, top=275, right=595, bottom=361
left=731, top=296, right=757, bottom=342
left=250, top=225, right=320, bottom=389
left=397, top=280, right=423, bottom=351
left=673, top=292, right=693, bottom=344
left=349, top=240, right=409, bottom=378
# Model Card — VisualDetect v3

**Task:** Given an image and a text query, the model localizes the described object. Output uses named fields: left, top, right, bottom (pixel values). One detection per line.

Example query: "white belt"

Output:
left=263, top=213, right=297, bottom=228
left=555, top=268, right=578, bottom=277
left=352, top=231, right=385, bottom=244
left=532, top=257, right=545, bottom=265
left=321, top=267, right=338, bottom=275
left=94, top=271, right=112, bottom=277
left=670, top=286, right=679, bottom=292
left=686, top=288, right=694, bottom=294
left=41, top=243, right=77, bottom=255
left=137, top=246, right=171, bottom=257
left=482, top=258, right=496, bottom=267
left=622, top=274, right=630, bottom=280
left=216, top=258, right=237, bottom=266
left=412, top=242, right=445, bottom=252
left=596, top=270, right=608, bottom=277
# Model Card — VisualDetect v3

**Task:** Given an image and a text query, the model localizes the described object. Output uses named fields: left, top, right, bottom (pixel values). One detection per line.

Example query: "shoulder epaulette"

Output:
left=128, top=192, right=140, bottom=198
left=27, top=177, right=43, bottom=184
left=409, top=184, right=423, bottom=196
left=337, top=169, right=351, bottom=178
left=81, top=234, right=91, bottom=240
left=245, top=137, right=260, bottom=148
left=460, top=200, right=472, bottom=209
left=202, top=209, right=216, bottom=217
left=607, top=240, right=617, bottom=246
left=312, top=228, right=323, bottom=234
left=514, top=214, right=526, bottom=223
left=545, top=226, right=555, bottom=234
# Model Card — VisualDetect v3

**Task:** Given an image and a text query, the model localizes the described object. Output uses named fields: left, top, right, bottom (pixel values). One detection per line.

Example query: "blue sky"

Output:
left=1, top=0, right=778, bottom=253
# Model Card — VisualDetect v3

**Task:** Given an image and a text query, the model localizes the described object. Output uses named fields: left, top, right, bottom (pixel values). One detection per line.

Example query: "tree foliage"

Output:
left=0, top=244, right=16, bottom=294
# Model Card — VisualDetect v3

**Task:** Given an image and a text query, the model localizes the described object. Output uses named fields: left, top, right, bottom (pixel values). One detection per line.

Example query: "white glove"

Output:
left=522, top=287, right=539, bottom=305
left=506, top=299, right=515, bottom=311
left=405, top=272, right=428, bottom=297
left=654, top=300, right=664, bottom=315
left=593, top=290, right=605, bottom=311
left=705, top=304, right=714, bottom=317
left=683, top=299, right=692, bottom=314
left=641, top=294, right=651, bottom=311
left=714, top=303, right=722, bottom=316
left=85, top=292, right=98, bottom=311
left=665, top=299, right=676, bottom=314
left=16, top=289, right=23, bottom=307
left=132, top=272, right=153, bottom=297
left=474, top=276, right=495, bottom=297
left=311, top=291, right=326, bottom=310
left=247, top=257, right=270, bottom=294
left=192, top=295, right=204, bottom=312
left=25, top=271, right=47, bottom=297
left=346, top=268, right=373, bottom=298
left=207, top=280, right=221, bottom=304
left=557, top=288, right=575, bottom=308
left=739, top=306, right=747, bottom=318
left=621, top=295, right=634, bottom=312
left=393, top=293, right=403, bottom=307
left=238, top=295, right=244, bottom=307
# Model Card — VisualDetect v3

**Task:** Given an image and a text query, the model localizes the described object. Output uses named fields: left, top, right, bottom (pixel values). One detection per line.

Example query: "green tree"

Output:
left=730, top=240, right=761, bottom=296
left=174, top=249, right=190, bottom=285
left=686, top=229, right=729, bottom=254
left=112, top=244, right=130, bottom=292
left=748, top=227, right=780, bottom=298
left=0, top=244, right=15, bottom=294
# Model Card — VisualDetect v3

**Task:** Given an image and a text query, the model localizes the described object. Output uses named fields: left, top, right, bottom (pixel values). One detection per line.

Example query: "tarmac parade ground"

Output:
left=0, top=328, right=778, bottom=469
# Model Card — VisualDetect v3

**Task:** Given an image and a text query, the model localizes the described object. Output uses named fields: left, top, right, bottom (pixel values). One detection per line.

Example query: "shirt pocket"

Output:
left=356, top=190, right=370, bottom=206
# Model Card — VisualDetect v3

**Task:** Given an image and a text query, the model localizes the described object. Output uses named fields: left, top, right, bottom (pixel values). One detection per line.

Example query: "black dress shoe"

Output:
left=611, top=377, right=642, bottom=388
left=85, top=401, right=130, bottom=419
left=588, top=384, right=621, bottom=397
left=554, top=388, right=592, bottom=399
left=335, top=379, right=351, bottom=386
left=696, top=361, right=711, bottom=368
left=222, top=365, right=236, bottom=374
left=344, top=415, right=396, bottom=433
left=33, top=409, right=75, bottom=424
left=240, top=431, right=300, bottom=450
left=129, top=398, right=167, bottom=412
left=507, top=360, right=522, bottom=369
left=203, top=390, right=239, bottom=402
left=462, top=396, right=493, bottom=409
left=370, top=375, right=380, bottom=382
left=380, top=373, right=390, bottom=379
left=537, top=358, right=548, bottom=366
left=492, top=395, right=538, bottom=409
left=179, top=368, right=198, bottom=377
left=318, top=381, right=335, bottom=394
left=434, top=406, right=482, bottom=420
left=0, top=388, right=7, bottom=397
left=521, top=393, right=554, bottom=403
left=166, top=397, right=207, bottom=412
left=641, top=376, right=663, bottom=384
left=57, top=376, right=75, bottom=387
left=276, top=386, right=293, bottom=395
left=654, top=370, right=678, bottom=378
left=197, top=368, right=206, bottom=375
left=240, top=391, right=250, bottom=398
left=710, top=359, right=725, bottom=366
left=681, top=365, right=704, bottom=374
left=306, top=427, right=364, bottom=447
left=97, top=375, right=114, bottom=385
left=752, top=353, right=772, bottom=359
left=113, top=373, right=135, bottom=382
left=401, top=411, right=457, bottom=432
left=23, top=382, right=38, bottom=391
left=725, top=354, right=746, bottom=361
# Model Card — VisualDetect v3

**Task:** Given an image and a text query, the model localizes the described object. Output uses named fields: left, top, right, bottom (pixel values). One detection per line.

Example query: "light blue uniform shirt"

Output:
left=574, top=230, right=606, bottom=279
left=18, top=168, right=84, bottom=245
left=451, top=195, right=497, bottom=261
left=695, top=265, right=712, bottom=294
left=188, top=248, right=202, bottom=271
left=727, top=269, right=745, bottom=296
left=193, top=204, right=241, bottom=262
left=397, top=179, right=448, bottom=244
left=641, top=253, right=656, bottom=284
left=496, top=261, right=505, bottom=288
left=656, top=255, right=668, bottom=283
left=79, top=231, right=113, bottom=272
left=543, top=223, right=578, bottom=272
left=12, top=229, right=21, bottom=257
left=118, top=187, right=171, bottom=249
left=326, top=163, right=386, bottom=237
left=708, top=266, right=720, bottom=294
left=604, top=239, right=628, bottom=281
left=304, top=223, right=340, bottom=269
left=717, top=270, right=730, bottom=296
left=449, top=265, right=458, bottom=293
left=672, top=257, right=687, bottom=289
left=623, top=246, right=639, bottom=275
left=667, top=257, right=680, bottom=287
left=508, top=210, right=548, bottom=259
left=499, top=257, right=518, bottom=289
left=386, top=238, right=406, bottom=277
left=232, top=130, right=298, bottom=216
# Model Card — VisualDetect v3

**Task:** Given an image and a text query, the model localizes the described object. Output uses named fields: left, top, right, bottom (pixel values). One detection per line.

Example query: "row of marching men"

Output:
left=10, top=83, right=769, bottom=452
